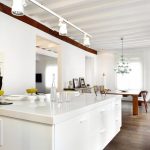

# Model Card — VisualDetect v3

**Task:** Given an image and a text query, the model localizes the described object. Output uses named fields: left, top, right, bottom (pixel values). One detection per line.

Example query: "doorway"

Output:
left=35, top=36, right=60, bottom=93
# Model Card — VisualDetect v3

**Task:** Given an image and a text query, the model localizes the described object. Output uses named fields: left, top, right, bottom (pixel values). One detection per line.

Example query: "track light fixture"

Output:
left=12, top=0, right=26, bottom=16
left=83, top=34, right=90, bottom=47
left=58, top=18, right=67, bottom=36
left=11, top=0, right=92, bottom=47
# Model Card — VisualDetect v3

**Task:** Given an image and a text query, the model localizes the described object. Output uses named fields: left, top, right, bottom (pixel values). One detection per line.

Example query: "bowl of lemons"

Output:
left=26, top=88, right=38, bottom=95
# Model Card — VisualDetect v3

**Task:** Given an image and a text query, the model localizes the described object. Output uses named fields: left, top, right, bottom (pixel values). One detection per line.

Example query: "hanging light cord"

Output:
left=121, top=37, right=124, bottom=60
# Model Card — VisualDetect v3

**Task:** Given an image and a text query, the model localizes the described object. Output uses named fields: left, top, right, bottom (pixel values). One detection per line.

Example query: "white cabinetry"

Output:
left=55, top=97, right=121, bottom=150
left=0, top=119, right=3, bottom=146
left=0, top=95, right=121, bottom=150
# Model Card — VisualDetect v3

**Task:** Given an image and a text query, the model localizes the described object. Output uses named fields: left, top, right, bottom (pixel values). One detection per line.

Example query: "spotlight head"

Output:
left=83, top=34, right=90, bottom=47
left=12, top=0, right=25, bottom=16
left=59, top=18, right=67, bottom=36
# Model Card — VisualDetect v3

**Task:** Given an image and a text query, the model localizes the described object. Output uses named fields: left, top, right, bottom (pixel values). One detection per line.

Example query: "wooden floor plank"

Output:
left=104, top=101, right=150, bottom=150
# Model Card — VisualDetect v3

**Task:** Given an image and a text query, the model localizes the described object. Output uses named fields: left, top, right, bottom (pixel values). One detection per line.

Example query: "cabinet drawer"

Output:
left=55, top=113, right=90, bottom=150
left=89, top=129, right=106, bottom=150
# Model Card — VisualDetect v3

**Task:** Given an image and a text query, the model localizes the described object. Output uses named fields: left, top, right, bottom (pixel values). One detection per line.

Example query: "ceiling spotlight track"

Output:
left=11, top=0, right=92, bottom=46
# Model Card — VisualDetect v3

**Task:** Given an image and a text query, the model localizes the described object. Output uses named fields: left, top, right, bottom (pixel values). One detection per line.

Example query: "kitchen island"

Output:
left=0, top=93, right=122, bottom=150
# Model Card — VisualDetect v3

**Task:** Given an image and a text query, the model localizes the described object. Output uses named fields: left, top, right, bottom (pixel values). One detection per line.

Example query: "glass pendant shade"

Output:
left=59, top=18, right=67, bottom=35
left=114, top=38, right=131, bottom=74
left=83, top=34, right=90, bottom=46
left=12, top=0, right=25, bottom=16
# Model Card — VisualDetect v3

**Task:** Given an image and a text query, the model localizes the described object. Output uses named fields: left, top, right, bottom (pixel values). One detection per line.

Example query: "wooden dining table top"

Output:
left=107, top=90, right=141, bottom=96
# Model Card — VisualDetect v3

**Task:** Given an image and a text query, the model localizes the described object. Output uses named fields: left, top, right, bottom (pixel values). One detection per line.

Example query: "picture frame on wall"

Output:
left=79, top=77, right=86, bottom=88
left=73, top=78, right=79, bottom=88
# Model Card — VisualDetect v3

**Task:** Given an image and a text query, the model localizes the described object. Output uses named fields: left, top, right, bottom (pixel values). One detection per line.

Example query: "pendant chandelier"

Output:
left=114, top=38, right=131, bottom=74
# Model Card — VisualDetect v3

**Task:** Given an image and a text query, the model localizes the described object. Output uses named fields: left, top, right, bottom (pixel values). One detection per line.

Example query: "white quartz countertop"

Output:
left=0, top=93, right=121, bottom=125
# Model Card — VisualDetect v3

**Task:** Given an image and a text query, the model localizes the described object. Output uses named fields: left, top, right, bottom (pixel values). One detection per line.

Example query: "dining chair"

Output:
left=138, top=90, right=149, bottom=113
left=93, top=85, right=110, bottom=96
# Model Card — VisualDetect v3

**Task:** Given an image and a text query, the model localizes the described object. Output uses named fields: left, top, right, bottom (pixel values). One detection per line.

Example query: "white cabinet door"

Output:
left=55, top=113, right=90, bottom=150
left=0, top=119, right=3, bottom=147
left=88, top=105, right=108, bottom=150
left=0, top=117, right=53, bottom=150
left=112, top=98, right=122, bottom=133
left=101, top=102, right=115, bottom=148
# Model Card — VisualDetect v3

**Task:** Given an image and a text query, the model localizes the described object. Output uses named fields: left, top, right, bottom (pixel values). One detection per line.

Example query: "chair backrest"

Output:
left=139, top=90, right=148, bottom=96
left=139, top=90, right=148, bottom=101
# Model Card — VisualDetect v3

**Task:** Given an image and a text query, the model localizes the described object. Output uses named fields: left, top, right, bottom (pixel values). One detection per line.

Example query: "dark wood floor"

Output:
left=105, top=101, right=150, bottom=150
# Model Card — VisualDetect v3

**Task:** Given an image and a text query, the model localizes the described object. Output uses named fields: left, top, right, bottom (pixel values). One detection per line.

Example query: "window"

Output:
left=45, top=65, right=58, bottom=88
left=116, top=61, right=143, bottom=90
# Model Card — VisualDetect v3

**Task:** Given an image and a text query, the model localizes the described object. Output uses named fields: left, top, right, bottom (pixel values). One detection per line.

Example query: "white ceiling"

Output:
left=1, top=0, right=150, bottom=52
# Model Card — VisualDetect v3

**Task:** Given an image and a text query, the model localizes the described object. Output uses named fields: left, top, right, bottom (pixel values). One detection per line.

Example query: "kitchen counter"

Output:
left=0, top=93, right=122, bottom=150
left=0, top=93, right=120, bottom=125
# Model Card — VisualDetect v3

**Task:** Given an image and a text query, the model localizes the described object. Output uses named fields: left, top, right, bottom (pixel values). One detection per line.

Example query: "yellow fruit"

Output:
left=0, top=90, right=4, bottom=96
left=26, top=88, right=37, bottom=94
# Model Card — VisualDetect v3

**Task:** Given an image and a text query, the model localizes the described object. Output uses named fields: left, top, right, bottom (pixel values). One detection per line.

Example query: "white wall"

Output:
left=61, top=44, right=85, bottom=88
left=143, top=50, right=150, bottom=92
left=0, top=12, right=36, bottom=94
left=97, top=52, right=116, bottom=90
left=85, top=56, right=95, bottom=86
left=0, top=12, right=97, bottom=94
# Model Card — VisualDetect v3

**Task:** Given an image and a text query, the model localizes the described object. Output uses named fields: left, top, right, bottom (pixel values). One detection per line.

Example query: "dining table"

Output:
left=107, top=90, right=141, bottom=115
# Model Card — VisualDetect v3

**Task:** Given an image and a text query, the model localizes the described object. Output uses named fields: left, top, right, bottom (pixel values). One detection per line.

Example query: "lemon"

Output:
left=0, top=90, right=4, bottom=96
left=26, top=88, right=37, bottom=94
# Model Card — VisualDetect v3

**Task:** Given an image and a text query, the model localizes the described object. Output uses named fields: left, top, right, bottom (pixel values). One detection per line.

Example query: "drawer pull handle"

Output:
left=0, top=119, right=3, bottom=146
